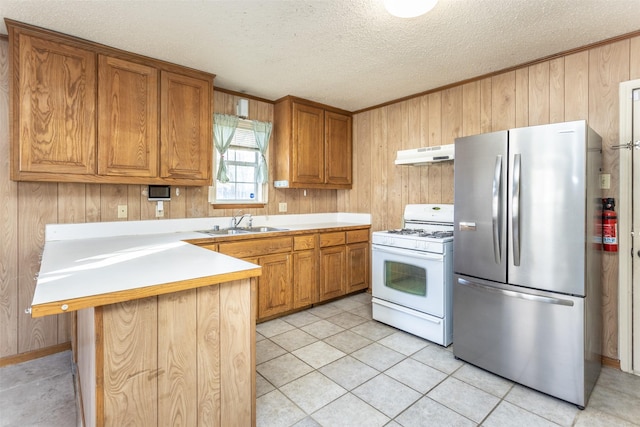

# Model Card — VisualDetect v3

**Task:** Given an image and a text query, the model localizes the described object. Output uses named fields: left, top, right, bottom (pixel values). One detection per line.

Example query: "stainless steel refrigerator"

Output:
left=453, top=120, right=602, bottom=408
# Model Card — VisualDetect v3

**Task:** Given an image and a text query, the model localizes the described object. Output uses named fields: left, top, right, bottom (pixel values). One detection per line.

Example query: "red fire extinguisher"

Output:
left=602, top=198, right=617, bottom=252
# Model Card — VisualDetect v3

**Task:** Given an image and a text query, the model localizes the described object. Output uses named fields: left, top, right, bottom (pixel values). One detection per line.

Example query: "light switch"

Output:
left=600, top=174, right=611, bottom=189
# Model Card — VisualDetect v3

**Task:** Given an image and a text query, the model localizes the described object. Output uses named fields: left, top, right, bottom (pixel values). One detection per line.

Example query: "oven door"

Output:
left=372, top=244, right=445, bottom=318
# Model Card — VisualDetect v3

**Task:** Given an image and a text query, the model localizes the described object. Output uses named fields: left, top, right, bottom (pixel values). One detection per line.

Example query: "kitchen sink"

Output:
left=197, top=226, right=288, bottom=236
left=243, top=226, right=288, bottom=233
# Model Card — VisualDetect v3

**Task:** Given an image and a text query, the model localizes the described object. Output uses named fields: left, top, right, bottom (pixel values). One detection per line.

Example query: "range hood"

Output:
left=395, top=144, right=454, bottom=165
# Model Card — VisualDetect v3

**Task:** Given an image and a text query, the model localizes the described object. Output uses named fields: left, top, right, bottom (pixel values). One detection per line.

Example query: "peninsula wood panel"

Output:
left=103, top=296, right=158, bottom=426
left=344, top=35, right=640, bottom=361
left=219, top=278, right=255, bottom=426
left=196, top=285, right=221, bottom=426
left=158, top=289, right=198, bottom=426
left=77, top=278, right=255, bottom=426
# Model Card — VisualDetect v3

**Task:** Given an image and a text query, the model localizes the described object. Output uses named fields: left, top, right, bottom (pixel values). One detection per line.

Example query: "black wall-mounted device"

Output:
left=148, top=185, right=171, bottom=201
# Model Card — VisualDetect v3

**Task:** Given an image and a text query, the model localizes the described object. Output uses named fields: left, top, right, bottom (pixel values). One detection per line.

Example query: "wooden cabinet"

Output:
left=274, top=96, right=352, bottom=189
left=256, top=253, right=293, bottom=319
left=7, top=19, right=213, bottom=186
left=10, top=27, right=97, bottom=179
left=319, top=232, right=347, bottom=302
left=293, top=235, right=318, bottom=308
left=198, top=225, right=369, bottom=319
left=346, top=229, right=370, bottom=293
left=219, top=236, right=293, bottom=321
left=160, top=71, right=211, bottom=183
left=325, top=111, right=352, bottom=186
left=98, top=55, right=158, bottom=177
left=319, top=228, right=370, bottom=301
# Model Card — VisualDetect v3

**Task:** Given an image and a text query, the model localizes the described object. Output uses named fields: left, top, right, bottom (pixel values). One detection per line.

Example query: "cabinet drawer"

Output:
left=198, top=243, right=218, bottom=252
left=294, top=235, right=317, bottom=251
left=347, top=229, right=369, bottom=244
left=320, top=232, right=346, bottom=247
left=219, top=237, right=292, bottom=258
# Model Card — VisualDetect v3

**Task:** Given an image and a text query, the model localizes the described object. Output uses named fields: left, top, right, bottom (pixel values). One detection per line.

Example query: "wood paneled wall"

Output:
left=0, top=37, right=337, bottom=360
left=338, top=35, right=640, bottom=360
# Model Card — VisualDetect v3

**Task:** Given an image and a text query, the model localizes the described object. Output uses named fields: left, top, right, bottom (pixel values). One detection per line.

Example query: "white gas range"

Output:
left=371, top=204, right=454, bottom=346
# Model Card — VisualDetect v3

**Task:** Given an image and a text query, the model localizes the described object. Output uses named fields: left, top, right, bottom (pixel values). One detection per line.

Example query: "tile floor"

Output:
left=1, top=292, right=639, bottom=426
left=256, top=292, right=640, bottom=427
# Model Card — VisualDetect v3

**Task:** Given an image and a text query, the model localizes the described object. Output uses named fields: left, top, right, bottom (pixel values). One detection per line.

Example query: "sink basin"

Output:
left=197, top=228, right=251, bottom=236
left=244, top=226, right=288, bottom=233
left=197, top=226, right=288, bottom=236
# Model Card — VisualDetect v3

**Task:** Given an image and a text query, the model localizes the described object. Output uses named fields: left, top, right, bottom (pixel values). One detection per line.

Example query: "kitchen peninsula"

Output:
left=32, top=227, right=261, bottom=426
left=30, top=213, right=370, bottom=427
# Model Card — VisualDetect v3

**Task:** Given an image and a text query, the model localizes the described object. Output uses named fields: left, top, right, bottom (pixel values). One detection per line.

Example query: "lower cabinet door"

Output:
left=319, top=246, right=346, bottom=301
left=347, top=242, right=369, bottom=293
left=257, top=253, right=293, bottom=320
left=293, top=249, right=318, bottom=308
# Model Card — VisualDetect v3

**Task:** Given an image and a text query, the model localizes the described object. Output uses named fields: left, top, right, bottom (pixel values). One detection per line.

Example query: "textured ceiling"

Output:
left=1, top=0, right=639, bottom=111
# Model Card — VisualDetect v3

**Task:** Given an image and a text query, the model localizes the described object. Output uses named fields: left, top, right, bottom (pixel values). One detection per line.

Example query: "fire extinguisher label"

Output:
left=602, top=224, right=617, bottom=244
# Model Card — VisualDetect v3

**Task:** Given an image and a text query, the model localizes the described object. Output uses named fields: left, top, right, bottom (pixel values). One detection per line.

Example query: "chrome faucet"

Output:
left=231, top=211, right=252, bottom=229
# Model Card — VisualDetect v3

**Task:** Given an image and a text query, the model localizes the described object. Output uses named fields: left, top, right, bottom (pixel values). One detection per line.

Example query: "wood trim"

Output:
left=95, top=306, right=105, bottom=427
left=9, top=170, right=212, bottom=186
left=0, top=34, right=7, bottom=41
left=354, top=28, right=640, bottom=114
left=251, top=277, right=257, bottom=426
left=276, top=95, right=352, bottom=116
left=601, top=355, right=621, bottom=370
left=30, top=268, right=261, bottom=317
left=0, top=342, right=71, bottom=367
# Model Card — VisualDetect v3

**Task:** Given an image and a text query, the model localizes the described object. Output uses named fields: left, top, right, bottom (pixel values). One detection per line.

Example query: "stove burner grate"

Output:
left=386, top=228, right=453, bottom=239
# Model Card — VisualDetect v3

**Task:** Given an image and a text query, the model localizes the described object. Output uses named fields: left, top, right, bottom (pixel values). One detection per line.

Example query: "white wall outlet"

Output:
left=600, top=173, right=611, bottom=189
left=279, top=202, right=287, bottom=212
left=117, top=205, right=127, bottom=219
left=156, top=201, right=164, bottom=217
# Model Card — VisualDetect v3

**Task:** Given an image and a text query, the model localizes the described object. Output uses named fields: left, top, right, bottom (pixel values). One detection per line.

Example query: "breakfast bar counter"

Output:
left=33, top=228, right=261, bottom=427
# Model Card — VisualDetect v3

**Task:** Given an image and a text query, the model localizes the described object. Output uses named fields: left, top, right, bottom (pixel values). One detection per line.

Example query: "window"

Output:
left=214, top=119, right=265, bottom=204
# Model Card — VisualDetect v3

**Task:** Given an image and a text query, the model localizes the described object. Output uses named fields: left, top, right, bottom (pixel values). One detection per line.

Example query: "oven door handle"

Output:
left=372, top=245, right=445, bottom=261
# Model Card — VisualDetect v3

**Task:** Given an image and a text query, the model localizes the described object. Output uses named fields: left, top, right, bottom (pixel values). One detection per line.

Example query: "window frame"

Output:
left=211, top=119, right=268, bottom=207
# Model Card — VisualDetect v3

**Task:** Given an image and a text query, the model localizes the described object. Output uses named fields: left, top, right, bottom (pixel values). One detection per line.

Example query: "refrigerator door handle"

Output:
left=457, top=278, right=574, bottom=306
left=492, top=155, right=502, bottom=264
left=512, top=153, right=521, bottom=266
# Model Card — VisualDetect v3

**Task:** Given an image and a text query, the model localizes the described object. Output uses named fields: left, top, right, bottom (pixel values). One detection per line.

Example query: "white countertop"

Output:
left=32, top=231, right=260, bottom=313
left=32, top=213, right=371, bottom=316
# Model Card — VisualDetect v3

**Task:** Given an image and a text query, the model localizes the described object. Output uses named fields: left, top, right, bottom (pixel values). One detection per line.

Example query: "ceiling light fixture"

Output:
left=383, top=0, right=438, bottom=18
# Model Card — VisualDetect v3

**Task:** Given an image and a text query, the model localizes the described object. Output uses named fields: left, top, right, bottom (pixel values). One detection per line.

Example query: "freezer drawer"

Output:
left=453, top=274, right=599, bottom=407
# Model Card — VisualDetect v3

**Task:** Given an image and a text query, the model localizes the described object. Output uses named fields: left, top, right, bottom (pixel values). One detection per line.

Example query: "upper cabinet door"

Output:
left=160, top=71, right=212, bottom=182
left=292, top=102, right=325, bottom=185
left=98, top=55, right=158, bottom=177
left=14, top=30, right=96, bottom=177
left=325, top=111, right=352, bottom=186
